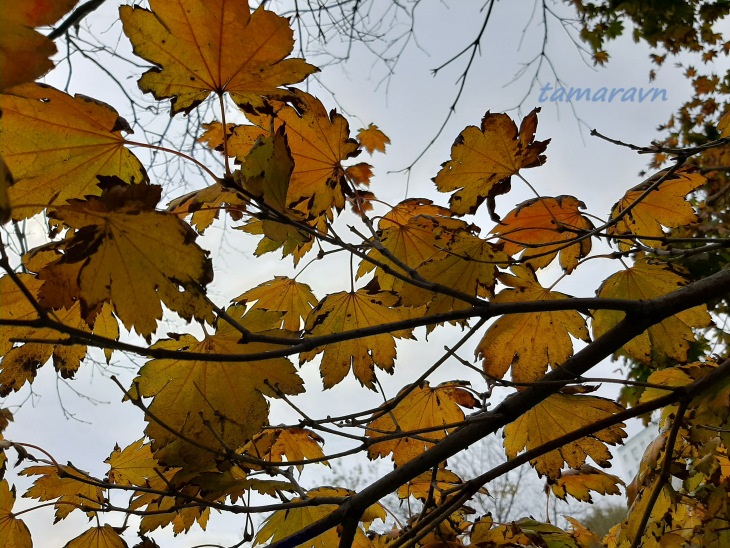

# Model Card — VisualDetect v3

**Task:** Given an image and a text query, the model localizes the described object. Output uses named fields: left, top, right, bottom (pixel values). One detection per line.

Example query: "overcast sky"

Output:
left=3, top=2, right=718, bottom=546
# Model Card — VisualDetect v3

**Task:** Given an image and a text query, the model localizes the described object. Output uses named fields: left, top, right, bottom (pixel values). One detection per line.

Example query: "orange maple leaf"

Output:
left=357, top=123, right=390, bottom=154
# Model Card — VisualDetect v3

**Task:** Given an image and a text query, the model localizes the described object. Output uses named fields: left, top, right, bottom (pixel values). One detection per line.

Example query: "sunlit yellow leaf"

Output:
left=120, top=0, right=317, bottom=115
left=64, top=524, right=127, bottom=548
left=0, top=84, right=146, bottom=219
left=105, top=439, right=159, bottom=487
left=477, top=266, right=590, bottom=382
left=366, top=381, right=479, bottom=465
left=504, top=394, right=626, bottom=479
left=550, top=464, right=624, bottom=502
left=235, top=276, right=318, bottom=331
left=21, top=465, right=103, bottom=521
left=434, top=108, right=549, bottom=217
left=357, top=124, right=390, bottom=154
left=0, top=480, right=31, bottom=548
left=592, top=258, right=712, bottom=365
left=241, top=428, right=327, bottom=471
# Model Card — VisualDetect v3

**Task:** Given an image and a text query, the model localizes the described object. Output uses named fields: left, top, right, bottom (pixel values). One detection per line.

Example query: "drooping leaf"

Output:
left=300, top=289, right=420, bottom=389
left=434, top=108, right=549, bottom=217
left=135, top=307, right=304, bottom=469
left=105, top=439, right=159, bottom=487
left=608, top=168, right=706, bottom=251
left=63, top=525, right=128, bottom=548
left=492, top=195, right=594, bottom=273
left=240, top=428, right=327, bottom=471
left=476, top=266, right=590, bottom=383
left=366, top=381, right=479, bottom=465
left=357, top=124, right=390, bottom=154
left=503, top=393, right=626, bottom=479
left=0, top=0, right=78, bottom=90
left=396, top=467, right=464, bottom=503
left=235, top=276, right=318, bottom=331
left=21, top=465, right=103, bottom=522
left=549, top=464, right=624, bottom=502
left=0, top=83, right=146, bottom=219
left=119, top=0, right=317, bottom=115
left=0, top=480, right=31, bottom=548
left=592, top=258, right=712, bottom=365
left=255, top=487, right=384, bottom=547
left=45, top=182, right=214, bottom=339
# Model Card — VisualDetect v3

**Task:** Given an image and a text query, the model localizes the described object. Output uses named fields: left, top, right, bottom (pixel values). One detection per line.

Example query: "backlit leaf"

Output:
left=0, top=0, right=77, bottom=90
left=493, top=195, right=594, bottom=273
left=397, top=467, right=463, bottom=503
left=46, top=183, right=214, bottom=338
left=592, top=258, right=712, bottom=365
left=608, top=168, right=706, bottom=251
left=366, top=381, right=479, bottom=465
left=240, top=428, right=327, bottom=471
left=300, top=289, right=420, bottom=389
left=434, top=108, right=549, bottom=217
left=22, top=465, right=103, bottom=521
left=235, top=276, right=318, bottom=331
left=120, top=0, right=317, bottom=115
left=105, top=439, right=159, bottom=487
left=549, top=464, right=624, bottom=502
left=64, top=525, right=127, bottom=548
left=135, top=307, right=304, bottom=468
left=0, top=480, right=31, bottom=548
left=167, top=182, right=247, bottom=233
left=477, top=266, right=590, bottom=382
left=504, top=393, right=626, bottom=479
left=0, top=84, right=146, bottom=219
left=357, top=124, right=390, bottom=154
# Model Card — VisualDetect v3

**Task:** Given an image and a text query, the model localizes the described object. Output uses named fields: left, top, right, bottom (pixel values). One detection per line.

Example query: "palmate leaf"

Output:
left=45, top=182, right=214, bottom=339
left=300, top=289, right=421, bottom=389
left=63, top=525, right=127, bottom=548
left=592, top=258, right=712, bottom=365
left=357, top=124, right=390, bottom=154
left=105, top=439, right=159, bottom=487
left=21, top=465, right=103, bottom=522
left=366, top=381, right=479, bottom=465
left=240, top=428, right=327, bottom=472
left=434, top=107, right=549, bottom=217
left=119, top=0, right=317, bottom=115
left=136, top=307, right=304, bottom=469
left=234, top=276, right=318, bottom=331
left=503, top=393, right=626, bottom=479
left=492, top=195, right=594, bottom=273
left=477, top=266, right=590, bottom=383
left=0, top=0, right=78, bottom=91
left=0, top=480, right=31, bottom=548
left=0, top=84, right=147, bottom=219
left=549, top=464, right=624, bottom=502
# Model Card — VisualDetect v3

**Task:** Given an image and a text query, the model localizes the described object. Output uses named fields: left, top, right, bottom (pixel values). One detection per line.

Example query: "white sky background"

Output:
left=2, top=1, right=718, bottom=546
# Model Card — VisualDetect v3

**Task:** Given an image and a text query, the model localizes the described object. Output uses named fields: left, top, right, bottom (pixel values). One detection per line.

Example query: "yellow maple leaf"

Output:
left=167, top=182, right=247, bottom=233
left=504, top=393, right=626, bottom=479
left=396, top=467, right=463, bottom=503
left=608, top=168, right=706, bottom=251
left=549, top=464, right=624, bottom=502
left=21, top=465, right=103, bottom=521
left=395, top=230, right=508, bottom=316
left=0, top=0, right=78, bottom=90
left=0, top=83, right=146, bottom=219
left=476, top=266, right=590, bottom=382
left=240, top=428, right=327, bottom=471
left=357, top=124, right=390, bottom=154
left=63, top=525, right=127, bottom=548
left=300, top=289, right=419, bottom=389
left=366, top=381, right=479, bottom=465
left=492, top=195, right=594, bottom=273
left=105, top=439, right=159, bottom=487
left=120, top=0, right=317, bottom=115
left=136, top=307, right=304, bottom=469
left=592, top=258, right=712, bottom=365
left=0, top=480, right=31, bottom=548
left=356, top=199, right=458, bottom=290
left=434, top=108, right=549, bottom=217
left=46, top=182, right=214, bottom=338
left=234, top=276, right=318, bottom=331
left=718, top=110, right=730, bottom=137
left=255, top=487, right=384, bottom=547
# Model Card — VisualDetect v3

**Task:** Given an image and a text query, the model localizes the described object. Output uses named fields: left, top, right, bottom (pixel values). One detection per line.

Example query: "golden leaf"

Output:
left=135, top=307, right=304, bottom=468
left=396, top=467, right=463, bottom=503
left=492, top=195, right=594, bottom=273
left=167, top=182, right=247, bottom=233
left=0, top=84, right=146, bottom=219
left=300, top=289, right=420, bottom=389
left=63, top=525, right=127, bottom=548
left=477, top=266, right=590, bottom=383
left=434, top=108, right=549, bottom=217
left=366, top=381, right=478, bottom=465
left=504, top=393, right=626, bottom=479
left=119, top=0, right=317, bottom=115
left=240, top=428, right=327, bottom=471
left=234, top=276, right=318, bottom=331
left=608, top=168, right=706, bottom=251
left=46, top=183, right=214, bottom=339
left=21, top=465, right=103, bottom=522
left=0, top=480, right=31, bottom=548
left=592, top=258, right=712, bottom=365
left=105, top=439, right=159, bottom=487
left=357, top=124, right=390, bottom=154
left=550, top=464, right=624, bottom=502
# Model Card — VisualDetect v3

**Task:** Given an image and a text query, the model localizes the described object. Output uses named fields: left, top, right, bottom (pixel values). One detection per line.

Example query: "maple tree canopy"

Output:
left=0, top=1, right=729, bottom=547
